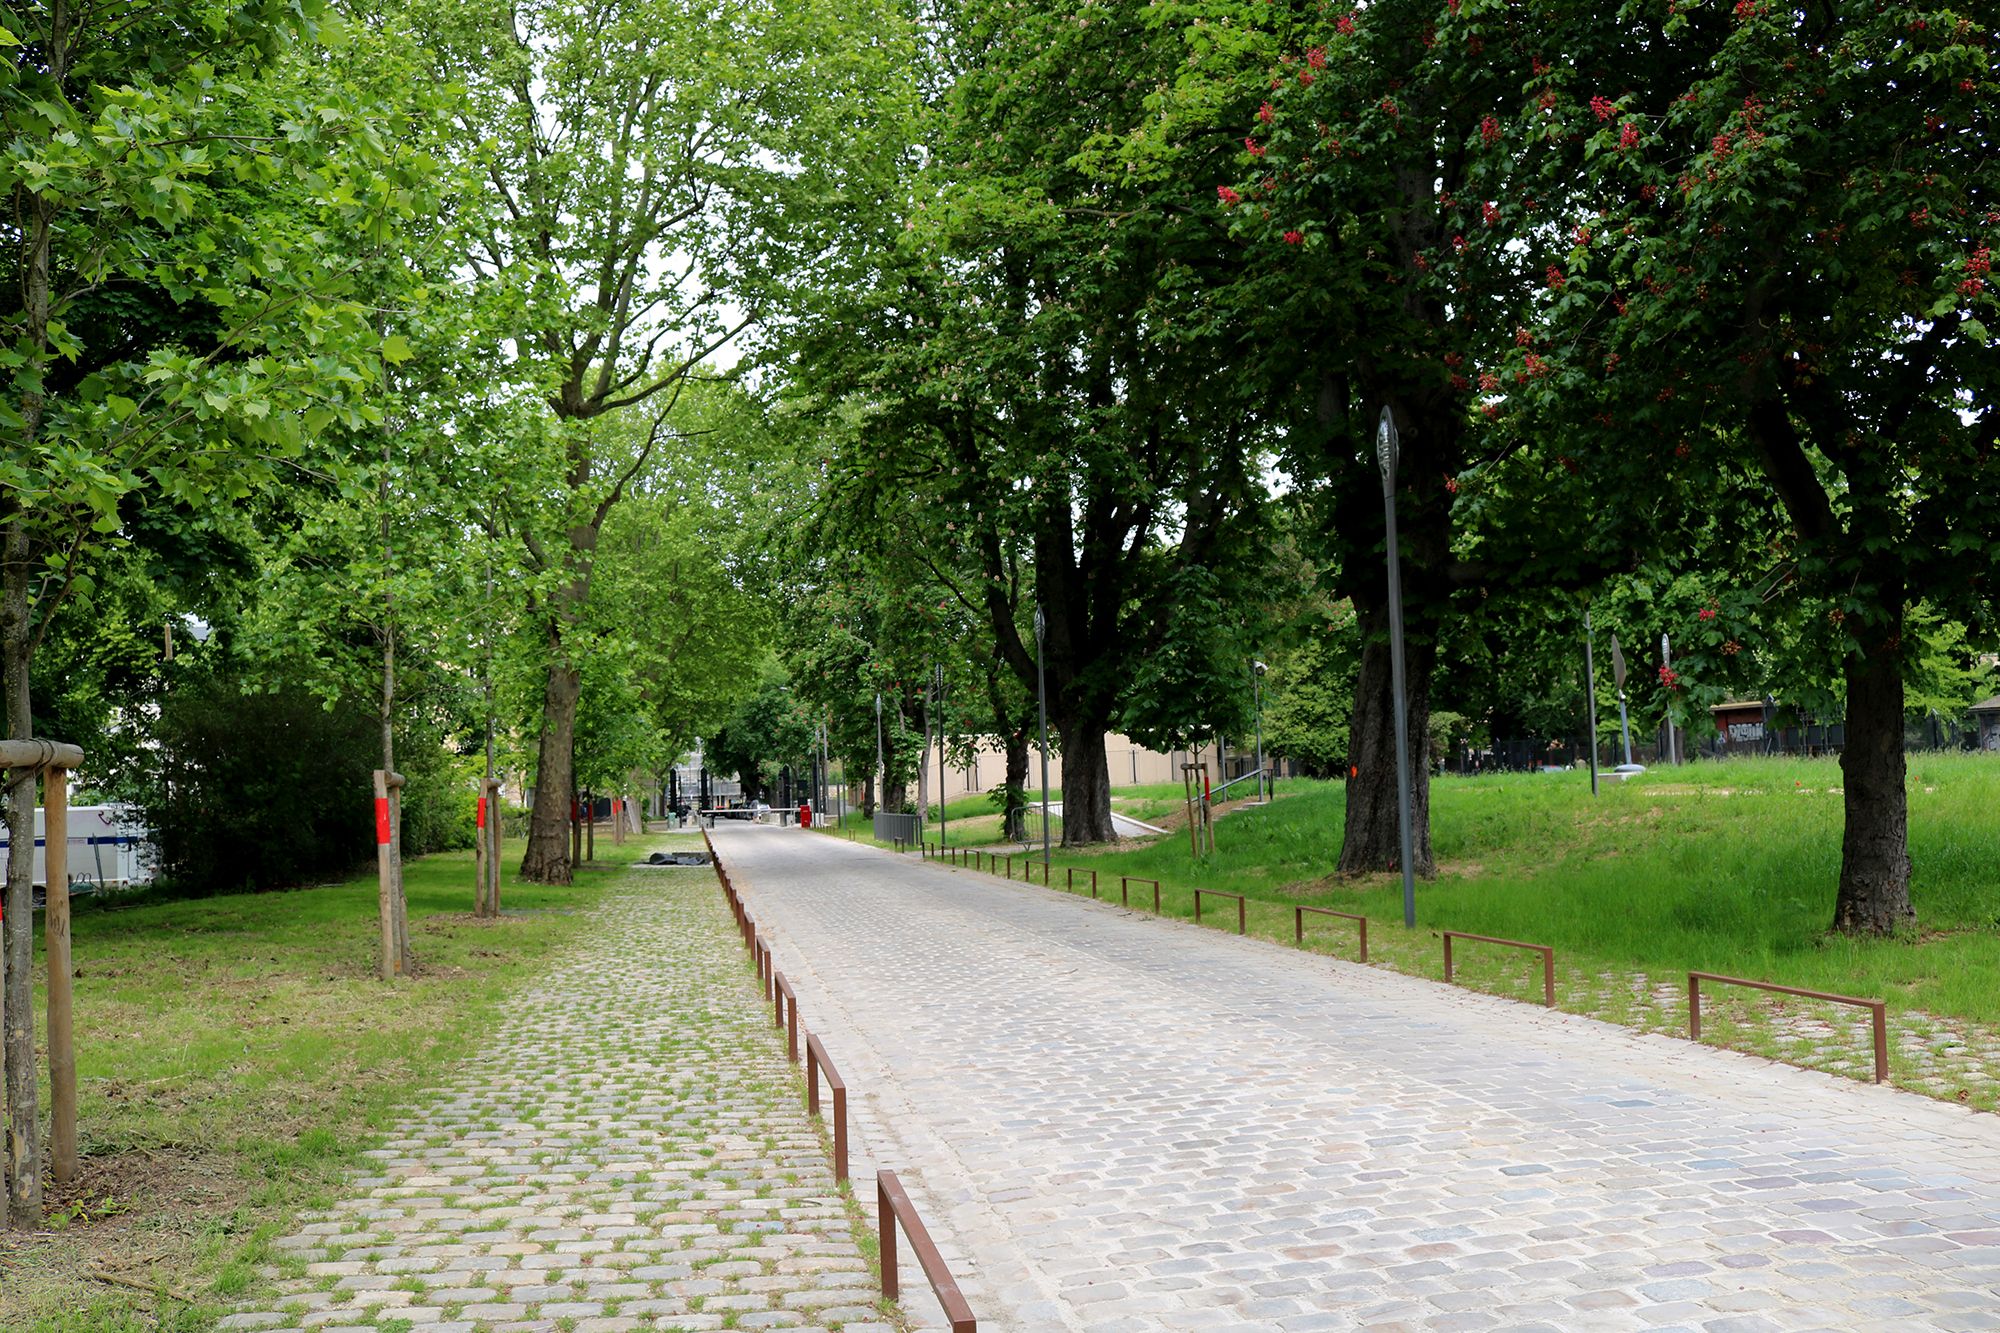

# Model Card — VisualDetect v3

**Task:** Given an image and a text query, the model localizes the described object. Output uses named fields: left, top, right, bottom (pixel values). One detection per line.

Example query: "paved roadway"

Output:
left=715, top=824, right=2000, bottom=1333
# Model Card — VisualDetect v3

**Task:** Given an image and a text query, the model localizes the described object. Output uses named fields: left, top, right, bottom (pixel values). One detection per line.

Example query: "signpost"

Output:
left=1583, top=611, right=1601, bottom=796
left=1377, top=407, right=1417, bottom=930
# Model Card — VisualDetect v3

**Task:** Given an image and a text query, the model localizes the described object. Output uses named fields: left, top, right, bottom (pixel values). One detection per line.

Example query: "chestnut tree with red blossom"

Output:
left=1485, top=0, right=1996, bottom=933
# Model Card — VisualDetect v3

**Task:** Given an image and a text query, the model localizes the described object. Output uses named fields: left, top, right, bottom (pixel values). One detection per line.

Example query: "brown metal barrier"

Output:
left=1120, top=877, right=1161, bottom=912
left=878, top=1169, right=977, bottom=1332
left=806, top=1032, right=850, bottom=1183
left=1194, top=889, right=1246, bottom=935
left=1296, top=905, right=1368, bottom=962
left=774, top=971, right=799, bottom=1063
left=1443, top=930, right=1555, bottom=1007
left=1066, top=866, right=1100, bottom=898
left=1689, top=972, right=1889, bottom=1083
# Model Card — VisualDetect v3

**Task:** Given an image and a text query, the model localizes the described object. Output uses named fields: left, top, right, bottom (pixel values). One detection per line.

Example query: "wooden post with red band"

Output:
left=373, top=769, right=406, bottom=979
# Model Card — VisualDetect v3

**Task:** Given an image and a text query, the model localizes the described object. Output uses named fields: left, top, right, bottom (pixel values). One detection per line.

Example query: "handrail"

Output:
left=1066, top=866, right=1099, bottom=898
left=1689, top=971, right=1888, bottom=1083
left=1194, top=888, right=1246, bottom=935
left=1443, top=930, right=1555, bottom=1008
left=878, top=1169, right=977, bottom=1332
left=1120, top=877, right=1160, bottom=912
left=806, top=1032, right=850, bottom=1183
left=1296, top=906, right=1368, bottom=962
left=1210, top=768, right=1267, bottom=800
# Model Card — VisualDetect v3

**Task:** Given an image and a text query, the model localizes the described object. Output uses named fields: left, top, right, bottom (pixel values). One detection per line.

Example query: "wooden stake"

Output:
left=44, top=766, right=73, bottom=1186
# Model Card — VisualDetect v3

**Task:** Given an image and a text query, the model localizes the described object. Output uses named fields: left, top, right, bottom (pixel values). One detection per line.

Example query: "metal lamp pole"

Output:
left=1583, top=611, right=1601, bottom=797
left=1034, top=605, right=1051, bottom=871
left=1252, top=660, right=1267, bottom=803
left=874, top=691, right=884, bottom=820
left=1377, top=407, right=1417, bottom=930
left=936, top=664, right=948, bottom=848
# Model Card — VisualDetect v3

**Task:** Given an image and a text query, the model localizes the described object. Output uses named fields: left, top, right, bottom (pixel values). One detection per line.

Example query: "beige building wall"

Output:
left=932, top=733, right=1234, bottom=797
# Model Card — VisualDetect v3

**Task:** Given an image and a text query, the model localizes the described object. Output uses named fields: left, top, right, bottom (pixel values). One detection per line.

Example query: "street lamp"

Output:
left=1034, top=604, right=1051, bottom=872
left=1377, top=406, right=1417, bottom=930
left=935, top=664, right=947, bottom=849
left=1252, top=660, right=1268, bottom=804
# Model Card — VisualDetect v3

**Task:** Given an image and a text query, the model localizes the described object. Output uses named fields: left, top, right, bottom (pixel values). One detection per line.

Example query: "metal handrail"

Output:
left=1120, top=877, right=1160, bottom=912
left=878, top=1169, right=976, bottom=1332
left=774, top=971, right=799, bottom=1063
left=1194, top=888, right=1246, bottom=934
left=1211, top=768, right=1267, bottom=800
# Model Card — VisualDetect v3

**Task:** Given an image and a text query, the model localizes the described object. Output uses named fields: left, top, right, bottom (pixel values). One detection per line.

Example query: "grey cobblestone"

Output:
left=720, top=824, right=2000, bottom=1332
left=224, top=855, right=894, bottom=1332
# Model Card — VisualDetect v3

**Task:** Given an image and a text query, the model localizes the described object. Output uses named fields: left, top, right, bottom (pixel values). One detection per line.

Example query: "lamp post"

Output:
left=1661, top=632, right=1679, bottom=765
left=1252, top=660, right=1268, bottom=804
left=1377, top=406, right=1417, bottom=930
left=1583, top=610, right=1601, bottom=797
left=874, top=690, right=884, bottom=819
left=935, top=664, right=947, bottom=848
left=1034, top=604, right=1051, bottom=871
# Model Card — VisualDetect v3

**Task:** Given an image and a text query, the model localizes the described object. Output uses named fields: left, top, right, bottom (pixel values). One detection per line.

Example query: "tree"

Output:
left=1492, top=0, right=1997, bottom=931
left=407, top=0, right=910, bottom=883
left=0, top=0, right=418, bottom=1224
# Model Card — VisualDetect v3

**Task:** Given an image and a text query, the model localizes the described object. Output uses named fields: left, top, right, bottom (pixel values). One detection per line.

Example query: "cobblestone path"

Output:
left=718, top=825, right=2000, bottom=1333
left=221, top=862, right=894, bottom=1333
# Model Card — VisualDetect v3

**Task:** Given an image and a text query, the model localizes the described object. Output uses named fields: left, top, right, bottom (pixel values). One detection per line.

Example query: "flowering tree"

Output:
left=1486, top=0, right=1996, bottom=932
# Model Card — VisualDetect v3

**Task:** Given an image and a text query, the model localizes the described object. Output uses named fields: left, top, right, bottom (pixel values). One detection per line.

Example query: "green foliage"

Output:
left=1260, top=622, right=1357, bottom=778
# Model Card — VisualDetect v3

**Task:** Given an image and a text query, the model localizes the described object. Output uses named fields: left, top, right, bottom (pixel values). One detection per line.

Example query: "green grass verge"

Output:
left=3, top=833, right=694, bottom=1332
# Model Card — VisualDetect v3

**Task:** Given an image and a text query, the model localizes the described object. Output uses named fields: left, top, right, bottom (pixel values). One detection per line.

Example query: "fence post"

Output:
left=45, top=766, right=74, bottom=1185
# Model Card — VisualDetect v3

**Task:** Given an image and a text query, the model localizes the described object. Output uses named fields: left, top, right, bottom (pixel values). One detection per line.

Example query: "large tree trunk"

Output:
left=1832, top=608, right=1914, bottom=935
left=1338, top=600, right=1437, bottom=876
left=521, top=634, right=580, bottom=884
left=2, top=516, right=40, bottom=1228
left=1002, top=731, right=1029, bottom=841
left=1057, top=716, right=1116, bottom=844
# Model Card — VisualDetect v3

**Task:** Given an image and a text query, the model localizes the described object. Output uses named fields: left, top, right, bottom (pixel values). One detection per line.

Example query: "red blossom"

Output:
left=1514, top=326, right=1533, bottom=347
left=1479, top=371, right=1500, bottom=390
left=1619, top=122, right=1641, bottom=150
left=1963, top=80, right=1977, bottom=93
left=1336, top=12, right=1355, bottom=35
left=1961, top=278, right=1987, bottom=296
left=1482, top=201, right=1499, bottom=226
left=1259, top=101, right=1276, bottom=125
left=1444, top=473, right=1461, bottom=492
left=1698, top=607, right=1717, bottom=621
left=1546, top=265, right=1566, bottom=290
left=1245, top=137, right=1265, bottom=156
left=1217, top=185, right=1241, bottom=205
left=1282, top=229, right=1304, bottom=245
left=1306, top=46, right=1326, bottom=69
left=1524, top=351, right=1550, bottom=376
left=1480, top=402, right=1501, bottom=420
left=1449, top=374, right=1470, bottom=393
left=1575, top=226, right=1592, bottom=245
left=1590, top=94, right=1616, bottom=121
left=1451, top=234, right=1467, bottom=251
left=1380, top=96, right=1398, bottom=117
left=1658, top=665, right=1681, bottom=691
left=1299, top=71, right=1314, bottom=87
left=1480, top=115, right=1501, bottom=145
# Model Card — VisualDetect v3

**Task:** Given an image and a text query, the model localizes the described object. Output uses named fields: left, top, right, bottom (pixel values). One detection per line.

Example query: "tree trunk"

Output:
left=585, top=788, right=595, bottom=863
left=1338, top=600, right=1437, bottom=876
left=860, top=773, right=876, bottom=818
left=1003, top=731, right=1029, bottom=842
left=2, top=515, right=41, bottom=1227
left=521, top=636, right=579, bottom=884
left=1056, top=717, right=1116, bottom=844
left=1832, top=610, right=1914, bottom=935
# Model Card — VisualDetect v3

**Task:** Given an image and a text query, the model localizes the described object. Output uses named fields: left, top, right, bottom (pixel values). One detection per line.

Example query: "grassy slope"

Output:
left=1075, top=756, right=2000, bottom=1023
left=3, top=834, right=693, bottom=1332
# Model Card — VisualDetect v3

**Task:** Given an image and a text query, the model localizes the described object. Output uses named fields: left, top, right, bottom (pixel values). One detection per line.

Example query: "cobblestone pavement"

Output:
left=717, top=825, right=2000, bottom=1333
left=221, top=862, right=895, bottom=1333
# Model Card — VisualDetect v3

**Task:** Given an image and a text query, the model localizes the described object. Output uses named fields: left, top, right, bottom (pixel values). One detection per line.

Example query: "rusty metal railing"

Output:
left=1194, top=888, right=1246, bottom=934
left=1066, top=866, right=1099, bottom=897
left=1296, top=906, right=1368, bottom=962
left=805, top=1031, right=850, bottom=1183
left=1120, top=877, right=1160, bottom=912
left=1443, top=930, right=1555, bottom=1007
left=774, top=971, right=799, bottom=1063
left=878, top=1169, right=976, bottom=1332
left=1689, top=972, right=1889, bottom=1083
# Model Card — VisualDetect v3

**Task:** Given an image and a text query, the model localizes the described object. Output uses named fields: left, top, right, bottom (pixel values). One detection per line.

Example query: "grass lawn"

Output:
left=933, top=755, right=2000, bottom=1107
left=1, top=833, right=696, bottom=1332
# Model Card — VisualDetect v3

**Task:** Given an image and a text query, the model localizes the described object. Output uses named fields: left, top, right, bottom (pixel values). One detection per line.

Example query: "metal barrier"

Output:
left=1689, top=972, right=1889, bottom=1083
left=1296, top=906, right=1368, bottom=962
left=1120, top=877, right=1161, bottom=912
left=774, top=972, right=799, bottom=1063
left=1194, top=889, right=1246, bottom=934
left=1443, top=931, right=1555, bottom=1007
left=806, top=1032, right=850, bottom=1183
left=875, top=810, right=921, bottom=844
left=878, top=1169, right=977, bottom=1332
left=1066, top=866, right=1099, bottom=898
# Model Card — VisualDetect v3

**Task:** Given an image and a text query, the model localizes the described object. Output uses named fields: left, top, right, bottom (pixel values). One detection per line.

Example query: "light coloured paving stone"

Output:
left=223, top=858, right=898, bottom=1333
left=716, top=823, right=2000, bottom=1333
